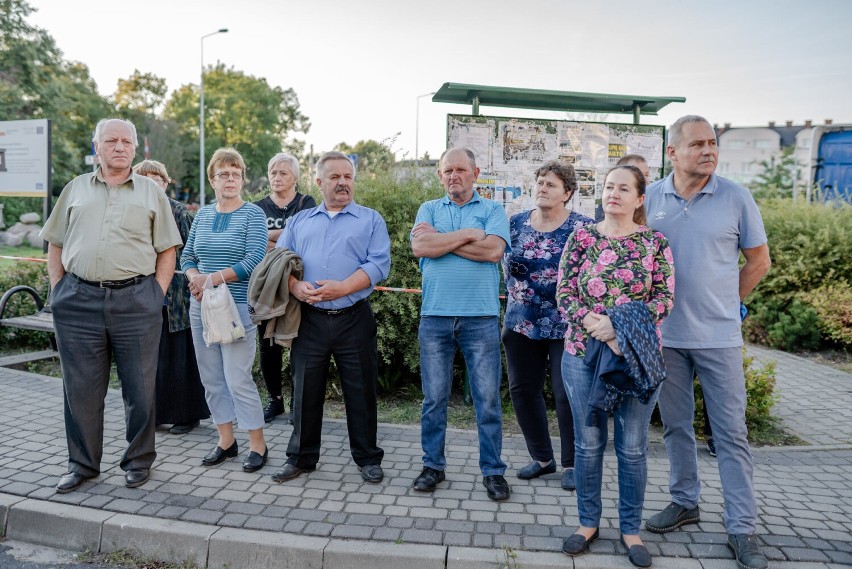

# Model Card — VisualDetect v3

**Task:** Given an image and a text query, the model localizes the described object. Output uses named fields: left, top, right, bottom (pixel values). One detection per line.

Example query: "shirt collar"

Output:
left=308, top=199, right=360, bottom=218
left=661, top=172, right=718, bottom=196
left=440, top=189, right=483, bottom=207
left=92, top=166, right=135, bottom=188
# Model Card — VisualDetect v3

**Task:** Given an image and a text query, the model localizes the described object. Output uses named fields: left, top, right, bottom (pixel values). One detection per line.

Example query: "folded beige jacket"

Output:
left=247, top=248, right=303, bottom=347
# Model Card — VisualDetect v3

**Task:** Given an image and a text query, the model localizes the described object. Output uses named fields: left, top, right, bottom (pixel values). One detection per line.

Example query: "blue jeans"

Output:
left=419, top=316, right=506, bottom=476
left=658, top=347, right=756, bottom=534
left=562, top=352, right=659, bottom=534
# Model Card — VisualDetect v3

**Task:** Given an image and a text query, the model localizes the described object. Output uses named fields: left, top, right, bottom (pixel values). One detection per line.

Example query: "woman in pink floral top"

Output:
left=555, top=165, right=674, bottom=567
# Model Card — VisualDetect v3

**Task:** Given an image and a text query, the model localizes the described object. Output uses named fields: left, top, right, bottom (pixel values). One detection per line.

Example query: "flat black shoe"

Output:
left=125, top=468, right=150, bottom=488
left=727, top=533, right=768, bottom=569
left=56, top=472, right=93, bottom=494
left=412, top=467, right=445, bottom=492
left=201, top=440, right=238, bottom=466
left=263, top=398, right=285, bottom=422
left=271, top=462, right=314, bottom=482
left=562, top=528, right=599, bottom=556
left=169, top=420, right=200, bottom=435
left=516, top=459, right=556, bottom=480
left=242, top=447, right=268, bottom=473
left=645, top=501, right=700, bottom=533
left=359, top=464, right=384, bottom=483
left=483, top=474, right=510, bottom=501
left=620, top=537, right=652, bottom=568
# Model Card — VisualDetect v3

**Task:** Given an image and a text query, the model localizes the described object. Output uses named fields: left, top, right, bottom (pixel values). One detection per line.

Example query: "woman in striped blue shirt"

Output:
left=181, top=147, right=270, bottom=473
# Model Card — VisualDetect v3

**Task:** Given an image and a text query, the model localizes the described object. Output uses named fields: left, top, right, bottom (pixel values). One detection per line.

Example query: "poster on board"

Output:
left=447, top=114, right=664, bottom=218
left=0, top=119, right=51, bottom=197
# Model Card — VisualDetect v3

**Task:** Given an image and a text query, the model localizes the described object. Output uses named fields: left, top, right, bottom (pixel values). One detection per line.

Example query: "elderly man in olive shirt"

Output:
left=40, top=118, right=182, bottom=493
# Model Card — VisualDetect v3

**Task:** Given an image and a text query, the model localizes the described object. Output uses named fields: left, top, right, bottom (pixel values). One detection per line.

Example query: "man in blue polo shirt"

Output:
left=643, top=116, right=771, bottom=569
left=410, top=147, right=512, bottom=501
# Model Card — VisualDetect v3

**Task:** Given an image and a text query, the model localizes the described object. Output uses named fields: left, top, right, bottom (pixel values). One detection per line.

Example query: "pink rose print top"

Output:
left=555, top=224, right=675, bottom=358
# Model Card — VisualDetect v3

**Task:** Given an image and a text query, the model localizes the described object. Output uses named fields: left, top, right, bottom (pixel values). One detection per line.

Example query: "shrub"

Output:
left=801, top=282, right=852, bottom=347
left=745, top=199, right=851, bottom=351
left=0, top=261, right=51, bottom=349
left=355, top=166, right=444, bottom=392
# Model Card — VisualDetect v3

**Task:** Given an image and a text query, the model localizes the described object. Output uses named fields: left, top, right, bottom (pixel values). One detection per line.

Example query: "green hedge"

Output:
left=745, top=199, right=852, bottom=350
left=0, top=261, right=51, bottom=349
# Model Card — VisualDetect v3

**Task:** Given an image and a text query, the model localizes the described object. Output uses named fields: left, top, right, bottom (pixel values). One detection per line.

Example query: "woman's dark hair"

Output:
left=534, top=160, right=577, bottom=202
left=605, top=164, right=647, bottom=225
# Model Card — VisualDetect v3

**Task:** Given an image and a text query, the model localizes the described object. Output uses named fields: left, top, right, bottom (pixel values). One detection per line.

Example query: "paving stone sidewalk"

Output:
left=0, top=346, right=850, bottom=568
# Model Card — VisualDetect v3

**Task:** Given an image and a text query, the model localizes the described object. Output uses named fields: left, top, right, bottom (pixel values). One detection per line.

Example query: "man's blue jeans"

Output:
left=419, top=316, right=506, bottom=476
left=562, top=353, right=659, bottom=535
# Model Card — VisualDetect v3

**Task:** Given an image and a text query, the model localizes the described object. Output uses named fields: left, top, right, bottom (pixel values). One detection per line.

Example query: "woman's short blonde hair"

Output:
left=207, top=147, right=246, bottom=181
left=133, top=159, right=170, bottom=182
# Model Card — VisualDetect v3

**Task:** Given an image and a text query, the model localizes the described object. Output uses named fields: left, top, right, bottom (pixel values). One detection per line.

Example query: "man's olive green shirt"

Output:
left=40, top=167, right=182, bottom=281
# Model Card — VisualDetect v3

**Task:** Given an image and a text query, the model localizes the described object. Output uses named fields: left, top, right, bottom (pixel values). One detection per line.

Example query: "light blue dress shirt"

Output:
left=276, top=200, right=391, bottom=310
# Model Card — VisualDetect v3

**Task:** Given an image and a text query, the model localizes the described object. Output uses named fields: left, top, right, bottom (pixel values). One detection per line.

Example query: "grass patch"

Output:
left=747, top=416, right=807, bottom=447
left=0, top=245, right=44, bottom=269
left=78, top=549, right=198, bottom=569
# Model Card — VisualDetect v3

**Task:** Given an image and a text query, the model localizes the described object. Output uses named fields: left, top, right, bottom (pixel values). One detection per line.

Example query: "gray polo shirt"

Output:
left=645, top=173, right=767, bottom=349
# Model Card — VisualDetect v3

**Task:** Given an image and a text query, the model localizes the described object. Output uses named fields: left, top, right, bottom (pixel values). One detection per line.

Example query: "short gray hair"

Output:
left=439, top=147, right=477, bottom=169
left=316, top=151, right=356, bottom=178
left=91, top=118, right=138, bottom=146
left=267, top=152, right=300, bottom=179
left=668, top=115, right=712, bottom=148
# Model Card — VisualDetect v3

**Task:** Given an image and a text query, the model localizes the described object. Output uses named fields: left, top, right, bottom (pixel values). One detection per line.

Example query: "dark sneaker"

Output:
left=483, top=474, right=510, bottom=501
left=561, top=468, right=576, bottom=491
left=263, top=397, right=285, bottom=423
left=727, top=534, right=768, bottom=569
left=412, top=467, right=445, bottom=492
left=707, top=437, right=717, bottom=457
left=516, top=459, right=556, bottom=480
left=645, top=502, right=700, bottom=533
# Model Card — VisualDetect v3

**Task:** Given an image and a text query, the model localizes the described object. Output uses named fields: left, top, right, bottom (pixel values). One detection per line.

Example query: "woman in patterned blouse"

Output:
left=556, top=165, right=674, bottom=567
left=502, top=161, right=593, bottom=491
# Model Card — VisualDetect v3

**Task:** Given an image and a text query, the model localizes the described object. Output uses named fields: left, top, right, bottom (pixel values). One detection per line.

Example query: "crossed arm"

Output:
left=410, top=222, right=505, bottom=263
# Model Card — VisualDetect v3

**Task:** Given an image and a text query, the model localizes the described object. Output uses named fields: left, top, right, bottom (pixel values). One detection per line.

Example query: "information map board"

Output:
left=0, top=119, right=51, bottom=197
left=447, top=114, right=665, bottom=219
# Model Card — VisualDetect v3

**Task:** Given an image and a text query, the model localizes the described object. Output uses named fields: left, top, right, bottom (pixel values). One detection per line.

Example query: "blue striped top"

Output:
left=180, top=202, right=268, bottom=304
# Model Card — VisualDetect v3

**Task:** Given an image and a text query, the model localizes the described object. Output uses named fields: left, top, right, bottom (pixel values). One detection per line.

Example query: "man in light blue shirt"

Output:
left=643, top=116, right=771, bottom=569
left=410, top=147, right=512, bottom=501
left=271, top=151, right=391, bottom=485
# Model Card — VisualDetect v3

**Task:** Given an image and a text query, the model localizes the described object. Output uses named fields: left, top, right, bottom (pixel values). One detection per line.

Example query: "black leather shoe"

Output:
left=483, top=474, right=510, bottom=501
left=645, top=501, right=700, bottom=533
left=516, top=459, right=556, bottom=480
left=359, top=464, right=384, bottom=483
left=561, top=468, right=576, bottom=491
left=271, top=462, right=314, bottom=482
left=169, top=420, right=200, bottom=435
left=727, top=533, right=768, bottom=569
left=412, top=467, right=445, bottom=492
left=125, top=468, right=150, bottom=488
left=201, top=440, right=238, bottom=466
left=242, top=447, right=269, bottom=473
left=263, top=398, right=285, bottom=422
left=56, top=472, right=93, bottom=494
left=620, top=537, right=652, bottom=568
left=562, top=528, right=599, bottom=556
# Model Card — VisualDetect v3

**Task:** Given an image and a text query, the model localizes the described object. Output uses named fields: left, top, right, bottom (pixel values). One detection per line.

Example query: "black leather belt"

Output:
left=302, top=298, right=366, bottom=316
left=72, top=273, right=147, bottom=289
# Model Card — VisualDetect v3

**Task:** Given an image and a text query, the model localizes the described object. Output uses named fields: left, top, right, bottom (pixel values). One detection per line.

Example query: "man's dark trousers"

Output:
left=51, top=274, right=163, bottom=477
left=286, top=300, right=383, bottom=468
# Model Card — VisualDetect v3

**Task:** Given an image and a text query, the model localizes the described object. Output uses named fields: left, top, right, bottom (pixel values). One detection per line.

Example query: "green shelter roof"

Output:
left=432, top=82, right=685, bottom=116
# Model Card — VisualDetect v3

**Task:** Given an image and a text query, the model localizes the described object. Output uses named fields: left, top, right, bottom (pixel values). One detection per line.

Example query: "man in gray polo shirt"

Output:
left=643, top=115, right=771, bottom=569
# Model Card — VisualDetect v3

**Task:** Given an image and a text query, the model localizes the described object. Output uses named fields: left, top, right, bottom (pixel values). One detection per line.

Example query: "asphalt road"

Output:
left=0, top=541, right=117, bottom=569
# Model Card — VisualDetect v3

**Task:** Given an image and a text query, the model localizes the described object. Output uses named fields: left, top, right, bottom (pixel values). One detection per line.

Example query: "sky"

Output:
left=26, top=0, right=852, bottom=161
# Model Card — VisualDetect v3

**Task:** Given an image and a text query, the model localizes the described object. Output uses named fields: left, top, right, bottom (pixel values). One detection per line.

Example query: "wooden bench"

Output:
left=0, top=285, right=58, bottom=363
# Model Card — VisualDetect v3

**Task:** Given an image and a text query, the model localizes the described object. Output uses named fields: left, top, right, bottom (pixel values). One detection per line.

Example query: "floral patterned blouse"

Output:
left=503, top=210, right=594, bottom=340
left=556, top=224, right=675, bottom=358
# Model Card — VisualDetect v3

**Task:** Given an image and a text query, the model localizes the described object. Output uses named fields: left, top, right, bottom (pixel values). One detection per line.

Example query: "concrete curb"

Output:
left=2, top=495, right=847, bottom=569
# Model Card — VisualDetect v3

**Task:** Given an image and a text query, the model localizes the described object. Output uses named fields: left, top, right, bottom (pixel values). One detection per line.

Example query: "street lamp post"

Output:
left=415, top=91, right=435, bottom=165
left=199, top=28, right=228, bottom=207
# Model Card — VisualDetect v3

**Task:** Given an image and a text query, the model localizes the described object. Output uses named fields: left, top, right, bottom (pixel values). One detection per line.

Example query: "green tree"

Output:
left=113, top=69, right=167, bottom=120
left=749, top=146, right=798, bottom=200
left=335, top=138, right=397, bottom=175
left=0, top=0, right=111, bottom=193
left=163, top=63, right=310, bottom=199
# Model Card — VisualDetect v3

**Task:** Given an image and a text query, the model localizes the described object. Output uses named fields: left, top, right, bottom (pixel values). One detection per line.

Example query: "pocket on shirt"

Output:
left=120, top=205, right=153, bottom=236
